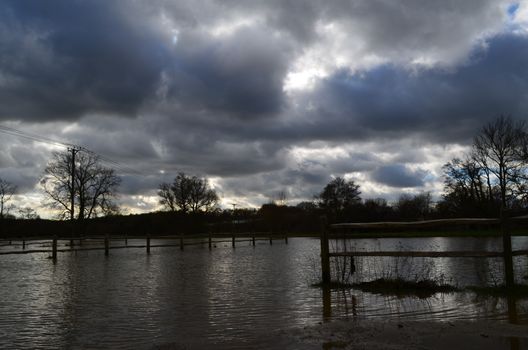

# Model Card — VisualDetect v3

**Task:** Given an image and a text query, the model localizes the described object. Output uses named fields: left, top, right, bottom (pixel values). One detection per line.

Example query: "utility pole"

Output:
left=69, top=147, right=80, bottom=247
left=69, top=147, right=79, bottom=221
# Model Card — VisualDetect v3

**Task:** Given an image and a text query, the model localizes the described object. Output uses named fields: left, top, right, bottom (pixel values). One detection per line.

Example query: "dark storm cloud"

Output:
left=162, top=27, right=293, bottom=118
left=0, top=0, right=294, bottom=122
left=299, top=33, right=528, bottom=144
left=371, top=164, right=428, bottom=188
left=218, top=169, right=326, bottom=203
left=119, top=175, right=161, bottom=196
left=0, top=1, right=172, bottom=121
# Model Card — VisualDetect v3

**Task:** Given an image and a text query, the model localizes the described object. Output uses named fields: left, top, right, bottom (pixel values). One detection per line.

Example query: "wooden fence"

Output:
left=320, top=215, right=528, bottom=286
left=0, top=231, right=290, bottom=261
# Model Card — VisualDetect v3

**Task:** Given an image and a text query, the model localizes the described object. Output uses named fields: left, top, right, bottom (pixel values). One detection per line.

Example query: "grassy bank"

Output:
left=316, top=278, right=528, bottom=299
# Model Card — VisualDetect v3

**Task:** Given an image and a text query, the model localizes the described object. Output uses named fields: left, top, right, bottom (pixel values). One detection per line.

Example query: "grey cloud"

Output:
left=0, top=1, right=172, bottom=121
left=0, top=0, right=295, bottom=122
left=218, top=169, right=325, bottom=205
left=296, top=33, right=528, bottom=144
left=0, top=167, right=38, bottom=192
left=372, top=164, right=429, bottom=188
left=119, top=175, right=161, bottom=196
left=322, top=0, right=508, bottom=66
left=162, top=27, right=293, bottom=118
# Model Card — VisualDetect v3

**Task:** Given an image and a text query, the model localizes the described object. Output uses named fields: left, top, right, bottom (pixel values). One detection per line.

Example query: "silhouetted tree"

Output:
left=296, top=201, right=318, bottom=212
left=473, top=115, right=528, bottom=210
left=18, top=207, right=39, bottom=220
left=440, top=157, right=497, bottom=216
left=41, top=151, right=121, bottom=220
left=0, top=178, right=16, bottom=219
left=395, top=192, right=432, bottom=220
left=158, top=172, right=218, bottom=213
left=274, top=190, right=288, bottom=206
left=317, top=177, right=361, bottom=221
left=361, top=198, right=394, bottom=222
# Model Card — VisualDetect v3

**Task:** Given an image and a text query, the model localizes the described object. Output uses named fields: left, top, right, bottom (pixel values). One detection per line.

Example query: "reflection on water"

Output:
left=0, top=237, right=527, bottom=348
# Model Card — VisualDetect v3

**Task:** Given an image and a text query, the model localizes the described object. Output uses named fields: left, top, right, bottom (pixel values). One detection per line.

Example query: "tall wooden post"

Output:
left=146, top=233, right=151, bottom=254
left=69, top=147, right=79, bottom=248
left=104, top=233, right=109, bottom=256
left=501, top=209, right=515, bottom=288
left=322, top=285, right=332, bottom=320
left=252, top=231, right=255, bottom=247
left=320, top=216, right=330, bottom=285
left=52, top=236, right=57, bottom=262
left=232, top=234, right=236, bottom=248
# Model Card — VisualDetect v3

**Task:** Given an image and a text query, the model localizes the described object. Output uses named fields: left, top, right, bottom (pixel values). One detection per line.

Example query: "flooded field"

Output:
left=1, top=237, right=527, bottom=349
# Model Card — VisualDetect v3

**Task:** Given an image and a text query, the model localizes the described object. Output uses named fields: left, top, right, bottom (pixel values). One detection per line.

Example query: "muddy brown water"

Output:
left=1, top=237, right=527, bottom=348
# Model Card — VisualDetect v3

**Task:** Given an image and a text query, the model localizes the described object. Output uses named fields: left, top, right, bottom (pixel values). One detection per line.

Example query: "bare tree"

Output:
left=473, top=115, right=528, bottom=209
left=441, top=157, right=497, bottom=216
left=317, top=177, right=361, bottom=221
left=274, top=190, right=288, bottom=206
left=41, top=151, right=121, bottom=220
left=395, top=192, right=432, bottom=220
left=0, top=178, right=16, bottom=219
left=158, top=172, right=218, bottom=213
left=18, top=207, right=39, bottom=220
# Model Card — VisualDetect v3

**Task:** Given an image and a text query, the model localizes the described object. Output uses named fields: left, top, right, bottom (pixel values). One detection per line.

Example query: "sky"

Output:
left=1, top=0, right=528, bottom=217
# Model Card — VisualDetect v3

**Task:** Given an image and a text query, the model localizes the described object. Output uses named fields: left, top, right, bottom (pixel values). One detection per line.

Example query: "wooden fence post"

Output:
left=52, top=236, right=57, bottom=262
left=252, top=231, right=256, bottom=247
left=146, top=233, right=151, bottom=254
left=232, top=233, right=236, bottom=248
left=320, top=216, right=330, bottom=285
left=501, top=209, right=514, bottom=288
left=104, top=233, right=109, bottom=256
left=322, top=285, right=332, bottom=320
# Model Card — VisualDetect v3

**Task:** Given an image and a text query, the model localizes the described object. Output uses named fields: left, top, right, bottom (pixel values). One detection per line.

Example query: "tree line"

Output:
left=1, top=115, right=528, bottom=225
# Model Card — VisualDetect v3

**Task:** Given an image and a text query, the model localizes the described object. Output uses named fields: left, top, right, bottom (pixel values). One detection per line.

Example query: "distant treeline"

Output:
left=2, top=197, right=524, bottom=239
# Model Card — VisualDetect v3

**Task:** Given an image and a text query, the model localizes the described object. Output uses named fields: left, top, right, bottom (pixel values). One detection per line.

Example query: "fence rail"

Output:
left=331, top=217, right=500, bottom=229
left=328, top=250, right=528, bottom=258
left=320, top=215, right=528, bottom=286
left=0, top=231, right=290, bottom=260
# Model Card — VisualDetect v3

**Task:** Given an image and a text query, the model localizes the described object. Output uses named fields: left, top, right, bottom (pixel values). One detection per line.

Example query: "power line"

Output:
left=0, top=124, right=146, bottom=176
left=0, top=125, right=71, bottom=148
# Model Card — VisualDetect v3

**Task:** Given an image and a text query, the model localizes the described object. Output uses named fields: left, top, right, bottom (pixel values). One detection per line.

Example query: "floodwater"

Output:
left=0, top=237, right=527, bottom=349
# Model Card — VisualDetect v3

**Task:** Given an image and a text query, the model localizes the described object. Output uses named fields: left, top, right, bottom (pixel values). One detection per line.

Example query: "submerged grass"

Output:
left=351, top=278, right=458, bottom=298
left=467, top=284, right=528, bottom=298
left=313, top=277, right=459, bottom=299
left=314, top=278, right=528, bottom=299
